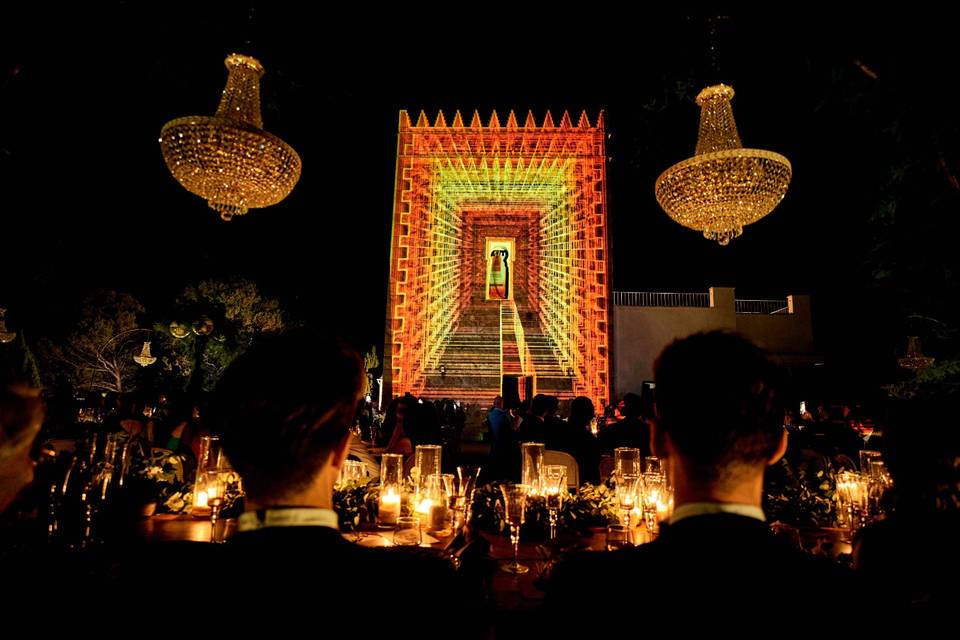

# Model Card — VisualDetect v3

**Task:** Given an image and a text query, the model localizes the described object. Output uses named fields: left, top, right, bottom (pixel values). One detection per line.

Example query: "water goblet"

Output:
left=500, top=484, right=530, bottom=574
left=204, top=471, right=227, bottom=544
left=542, top=465, right=567, bottom=540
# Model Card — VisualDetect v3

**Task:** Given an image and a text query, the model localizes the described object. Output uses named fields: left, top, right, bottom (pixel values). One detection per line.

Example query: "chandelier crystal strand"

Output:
left=655, top=84, right=792, bottom=245
left=159, top=54, right=301, bottom=221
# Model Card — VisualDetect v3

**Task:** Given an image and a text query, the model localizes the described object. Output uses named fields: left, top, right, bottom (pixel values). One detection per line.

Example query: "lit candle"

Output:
left=379, top=489, right=401, bottom=525
left=416, top=497, right=433, bottom=528
left=656, top=499, right=670, bottom=522
left=196, top=490, right=208, bottom=508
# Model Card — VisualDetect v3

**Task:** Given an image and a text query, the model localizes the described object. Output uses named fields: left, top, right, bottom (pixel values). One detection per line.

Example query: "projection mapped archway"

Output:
left=384, top=109, right=609, bottom=407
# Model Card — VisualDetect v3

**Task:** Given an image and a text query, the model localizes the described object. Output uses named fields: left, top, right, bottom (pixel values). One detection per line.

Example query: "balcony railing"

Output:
left=734, top=299, right=790, bottom=315
left=613, top=292, right=793, bottom=315
left=613, top=291, right=711, bottom=308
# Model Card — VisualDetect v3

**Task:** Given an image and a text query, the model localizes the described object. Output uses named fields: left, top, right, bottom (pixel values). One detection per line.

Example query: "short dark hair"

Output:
left=621, top=392, right=643, bottom=418
left=211, top=329, right=363, bottom=503
left=653, top=331, right=783, bottom=480
left=570, top=396, right=595, bottom=426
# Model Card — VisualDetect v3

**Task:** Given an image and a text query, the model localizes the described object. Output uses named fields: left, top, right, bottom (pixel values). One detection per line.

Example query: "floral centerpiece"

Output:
left=763, top=456, right=838, bottom=527
left=469, top=481, right=619, bottom=539
left=333, top=480, right=378, bottom=530
left=125, top=446, right=193, bottom=515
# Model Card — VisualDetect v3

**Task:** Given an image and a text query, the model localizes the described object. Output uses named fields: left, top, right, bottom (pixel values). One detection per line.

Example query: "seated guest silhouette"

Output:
left=547, top=331, right=860, bottom=630
left=597, top=392, right=651, bottom=457
left=854, top=394, right=960, bottom=626
left=208, top=330, right=467, bottom=627
left=0, top=384, right=43, bottom=514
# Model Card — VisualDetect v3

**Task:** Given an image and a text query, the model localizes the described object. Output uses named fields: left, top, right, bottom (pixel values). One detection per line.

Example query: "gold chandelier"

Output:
left=159, top=54, right=302, bottom=221
left=134, top=341, right=157, bottom=367
left=898, top=336, right=934, bottom=370
left=655, top=84, right=792, bottom=245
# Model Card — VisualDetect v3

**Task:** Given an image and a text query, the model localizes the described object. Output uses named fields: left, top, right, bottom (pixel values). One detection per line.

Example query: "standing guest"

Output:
left=487, top=395, right=519, bottom=481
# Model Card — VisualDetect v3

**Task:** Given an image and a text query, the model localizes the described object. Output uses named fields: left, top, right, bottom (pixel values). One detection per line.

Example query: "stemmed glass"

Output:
left=835, top=471, right=869, bottom=535
left=500, top=484, right=530, bottom=574
left=457, top=465, right=481, bottom=527
left=542, top=465, right=567, bottom=541
left=616, top=474, right=641, bottom=528
left=205, top=471, right=226, bottom=544
left=641, top=472, right=664, bottom=533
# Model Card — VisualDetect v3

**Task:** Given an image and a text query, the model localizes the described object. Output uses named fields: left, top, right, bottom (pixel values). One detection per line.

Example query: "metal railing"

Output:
left=613, top=291, right=711, bottom=308
left=734, top=299, right=790, bottom=315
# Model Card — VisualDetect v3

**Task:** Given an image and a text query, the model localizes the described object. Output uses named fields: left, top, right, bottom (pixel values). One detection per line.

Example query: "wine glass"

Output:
left=616, top=473, right=641, bottom=528
left=641, top=472, right=664, bottom=533
left=542, top=465, right=567, bottom=540
left=204, top=471, right=227, bottom=544
left=500, top=484, right=530, bottom=574
left=457, top=465, right=481, bottom=526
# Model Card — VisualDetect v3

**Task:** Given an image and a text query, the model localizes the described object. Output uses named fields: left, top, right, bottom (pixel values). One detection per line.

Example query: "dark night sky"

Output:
left=3, top=5, right=958, bottom=396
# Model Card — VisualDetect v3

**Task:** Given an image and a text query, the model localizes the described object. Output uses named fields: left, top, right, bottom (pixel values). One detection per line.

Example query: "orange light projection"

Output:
left=384, top=109, right=609, bottom=408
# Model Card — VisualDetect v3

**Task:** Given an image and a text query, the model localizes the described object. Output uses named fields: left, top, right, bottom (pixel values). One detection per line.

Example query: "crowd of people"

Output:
left=2, top=328, right=956, bottom=628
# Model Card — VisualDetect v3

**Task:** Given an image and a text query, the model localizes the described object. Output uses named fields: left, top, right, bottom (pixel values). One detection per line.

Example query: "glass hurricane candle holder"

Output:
left=191, top=436, right=223, bottom=517
left=378, top=453, right=404, bottom=527
left=614, top=448, right=641, bottom=477
left=521, top=442, right=545, bottom=495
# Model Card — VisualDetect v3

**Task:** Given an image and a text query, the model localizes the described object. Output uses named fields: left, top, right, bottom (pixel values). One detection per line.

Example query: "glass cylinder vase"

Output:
left=378, top=453, right=404, bottom=527
left=191, top=435, right=224, bottom=517
left=521, top=442, right=545, bottom=494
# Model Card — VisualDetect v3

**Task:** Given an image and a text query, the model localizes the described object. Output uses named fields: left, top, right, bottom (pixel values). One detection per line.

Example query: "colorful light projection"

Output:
left=384, top=110, right=609, bottom=407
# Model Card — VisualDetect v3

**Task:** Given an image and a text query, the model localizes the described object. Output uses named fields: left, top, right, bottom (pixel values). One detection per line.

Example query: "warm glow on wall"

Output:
left=384, top=110, right=609, bottom=407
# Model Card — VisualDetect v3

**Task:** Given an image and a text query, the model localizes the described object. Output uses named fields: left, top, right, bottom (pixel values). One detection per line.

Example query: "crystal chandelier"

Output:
left=898, top=336, right=934, bottom=370
left=655, top=84, right=792, bottom=245
left=134, top=341, right=157, bottom=367
left=0, top=308, right=16, bottom=344
left=159, top=54, right=302, bottom=221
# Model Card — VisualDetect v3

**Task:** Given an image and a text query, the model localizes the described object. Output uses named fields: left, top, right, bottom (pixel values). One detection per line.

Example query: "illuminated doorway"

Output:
left=485, top=237, right=514, bottom=301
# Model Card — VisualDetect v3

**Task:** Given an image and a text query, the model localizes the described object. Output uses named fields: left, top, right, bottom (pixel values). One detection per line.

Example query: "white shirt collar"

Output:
left=668, top=502, right=766, bottom=525
left=238, top=507, right=340, bottom=532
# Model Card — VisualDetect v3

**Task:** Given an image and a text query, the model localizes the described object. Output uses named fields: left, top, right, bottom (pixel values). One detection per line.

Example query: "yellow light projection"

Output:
left=384, top=110, right=609, bottom=407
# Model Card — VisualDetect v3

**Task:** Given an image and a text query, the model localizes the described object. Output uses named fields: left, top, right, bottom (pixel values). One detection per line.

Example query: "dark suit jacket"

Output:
left=97, top=526, right=476, bottom=634
left=597, top=416, right=651, bottom=457
left=223, top=527, right=468, bottom=616
left=546, top=514, right=863, bottom=632
left=855, top=512, right=960, bottom=625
